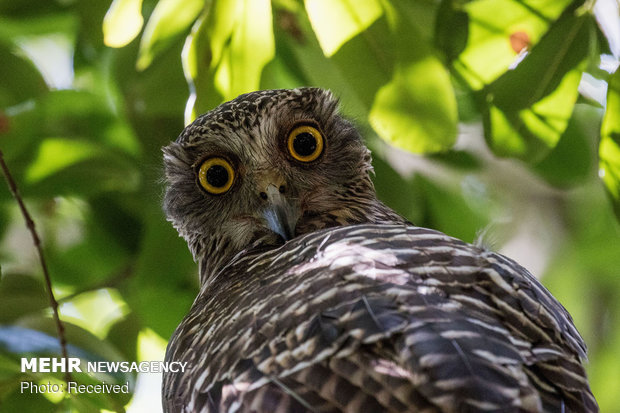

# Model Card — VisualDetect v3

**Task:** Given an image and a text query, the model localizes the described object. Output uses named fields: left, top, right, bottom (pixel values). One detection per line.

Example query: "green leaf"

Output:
left=366, top=3, right=457, bottom=153
left=2, top=90, right=140, bottom=159
left=600, top=69, right=620, bottom=218
left=19, top=138, right=140, bottom=197
left=0, top=13, right=77, bottom=42
left=455, top=0, right=574, bottom=90
left=481, top=6, right=593, bottom=161
left=103, top=0, right=144, bottom=48
left=136, top=0, right=203, bottom=70
left=369, top=58, right=458, bottom=153
left=490, top=6, right=591, bottom=111
left=265, top=3, right=367, bottom=116
left=0, top=44, right=47, bottom=108
left=45, top=223, right=131, bottom=287
left=304, top=0, right=382, bottom=57
left=269, top=1, right=458, bottom=153
left=0, top=90, right=141, bottom=197
left=534, top=103, right=599, bottom=187
left=24, top=138, right=102, bottom=183
left=183, top=0, right=275, bottom=121
left=434, top=0, right=469, bottom=63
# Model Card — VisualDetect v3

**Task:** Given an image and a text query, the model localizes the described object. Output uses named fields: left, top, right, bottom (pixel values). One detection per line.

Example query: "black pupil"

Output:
left=206, top=165, right=229, bottom=188
left=293, top=132, right=317, bottom=157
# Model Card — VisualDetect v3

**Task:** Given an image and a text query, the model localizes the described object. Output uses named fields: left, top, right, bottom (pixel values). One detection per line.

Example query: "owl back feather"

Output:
left=162, top=224, right=597, bottom=413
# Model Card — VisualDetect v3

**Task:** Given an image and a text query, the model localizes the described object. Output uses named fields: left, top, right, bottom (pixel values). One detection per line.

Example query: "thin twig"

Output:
left=0, top=150, right=72, bottom=384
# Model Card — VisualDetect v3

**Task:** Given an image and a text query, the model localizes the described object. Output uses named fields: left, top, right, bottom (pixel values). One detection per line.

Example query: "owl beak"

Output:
left=261, top=184, right=297, bottom=242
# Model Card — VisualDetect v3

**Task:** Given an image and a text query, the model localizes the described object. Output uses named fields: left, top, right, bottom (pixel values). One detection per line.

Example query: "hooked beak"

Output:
left=261, top=184, right=298, bottom=241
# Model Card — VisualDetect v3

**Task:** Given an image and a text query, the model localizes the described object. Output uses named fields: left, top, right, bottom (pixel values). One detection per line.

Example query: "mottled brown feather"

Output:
left=162, top=89, right=597, bottom=412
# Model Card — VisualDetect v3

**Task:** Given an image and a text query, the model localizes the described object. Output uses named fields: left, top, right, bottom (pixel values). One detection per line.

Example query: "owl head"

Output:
left=163, top=88, right=402, bottom=284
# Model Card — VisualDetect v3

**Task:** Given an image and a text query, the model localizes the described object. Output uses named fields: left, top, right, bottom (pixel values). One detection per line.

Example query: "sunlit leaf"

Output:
left=269, top=1, right=458, bottom=153
left=304, top=0, right=382, bottom=57
left=136, top=0, right=203, bottom=70
left=25, top=138, right=101, bottom=183
left=490, top=6, right=591, bottom=111
left=183, top=0, right=275, bottom=122
left=366, top=3, right=457, bottom=153
left=482, top=5, right=593, bottom=161
left=455, top=0, right=574, bottom=90
left=0, top=91, right=141, bottom=192
left=265, top=3, right=367, bottom=116
left=218, top=0, right=274, bottom=98
left=600, top=69, right=620, bottom=218
left=103, top=0, right=144, bottom=48
left=369, top=59, right=458, bottom=153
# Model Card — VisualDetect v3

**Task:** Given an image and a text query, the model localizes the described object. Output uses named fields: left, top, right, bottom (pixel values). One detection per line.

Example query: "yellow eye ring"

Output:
left=197, top=157, right=235, bottom=195
left=287, top=125, right=324, bottom=162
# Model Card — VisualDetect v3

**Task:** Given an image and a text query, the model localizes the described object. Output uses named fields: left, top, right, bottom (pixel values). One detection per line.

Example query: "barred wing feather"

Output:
left=163, top=224, right=597, bottom=413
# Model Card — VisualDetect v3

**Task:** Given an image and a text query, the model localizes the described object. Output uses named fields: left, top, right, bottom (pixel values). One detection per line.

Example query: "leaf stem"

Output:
left=0, top=150, right=72, bottom=384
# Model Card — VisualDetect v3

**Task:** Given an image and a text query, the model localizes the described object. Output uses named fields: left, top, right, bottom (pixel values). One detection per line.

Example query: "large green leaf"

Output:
left=1, top=90, right=140, bottom=157
left=103, top=0, right=145, bottom=48
left=136, top=0, right=203, bottom=70
left=600, top=69, right=620, bottom=218
left=304, top=1, right=457, bottom=153
left=369, top=58, right=458, bottom=153
left=434, top=0, right=469, bottom=64
left=455, top=0, right=575, bottom=90
left=183, top=0, right=275, bottom=122
left=489, top=6, right=591, bottom=111
left=0, top=44, right=47, bottom=108
left=481, top=5, right=593, bottom=161
left=264, top=1, right=367, bottom=116
left=304, top=0, right=382, bottom=57
left=0, top=90, right=141, bottom=197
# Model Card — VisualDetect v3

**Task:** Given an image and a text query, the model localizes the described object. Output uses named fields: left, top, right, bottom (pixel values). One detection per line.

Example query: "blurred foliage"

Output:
left=0, top=0, right=619, bottom=411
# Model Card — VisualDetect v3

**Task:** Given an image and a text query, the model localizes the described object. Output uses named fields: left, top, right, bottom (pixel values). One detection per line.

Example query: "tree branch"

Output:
left=0, top=150, right=72, bottom=384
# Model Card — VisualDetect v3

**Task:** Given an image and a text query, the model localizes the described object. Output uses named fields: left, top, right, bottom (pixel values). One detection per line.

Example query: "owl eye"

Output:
left=197, top=157, right=235, bottom=195
left=287, top=125, right=324, bottom=162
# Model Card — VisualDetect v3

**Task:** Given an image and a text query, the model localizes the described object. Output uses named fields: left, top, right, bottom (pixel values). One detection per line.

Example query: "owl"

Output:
left=161, top=88, right=597, bottom=412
